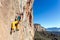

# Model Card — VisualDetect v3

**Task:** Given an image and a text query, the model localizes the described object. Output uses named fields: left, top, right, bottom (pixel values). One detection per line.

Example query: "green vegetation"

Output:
left=34, top=31, right=60, bottom=40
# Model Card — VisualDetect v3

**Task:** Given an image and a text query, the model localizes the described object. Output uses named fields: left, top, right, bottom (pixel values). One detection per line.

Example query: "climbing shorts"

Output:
left=11, top=21, right=18, bottom=30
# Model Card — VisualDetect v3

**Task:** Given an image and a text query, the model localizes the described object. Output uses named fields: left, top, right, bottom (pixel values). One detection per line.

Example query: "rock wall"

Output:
left=0, top=0, right=34, bottom=40
left=34, top=24, right=46, bottom=32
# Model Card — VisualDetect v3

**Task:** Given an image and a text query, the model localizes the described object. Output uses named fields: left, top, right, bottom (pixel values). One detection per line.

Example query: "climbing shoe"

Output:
left=10, top=31, right=12, bottom=35
left=13, top=30, right=15, bottom=32
left=16, top=29, right=19, bottom=31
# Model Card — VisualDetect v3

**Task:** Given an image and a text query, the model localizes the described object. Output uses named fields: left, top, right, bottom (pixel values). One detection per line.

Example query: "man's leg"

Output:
left=15, top=23, right=19, bottom=31
left=14, top=21, right=19, bottom=31
left=10, top=22, right=16, bottom=35
left=10, top=23, right=15, bottom=35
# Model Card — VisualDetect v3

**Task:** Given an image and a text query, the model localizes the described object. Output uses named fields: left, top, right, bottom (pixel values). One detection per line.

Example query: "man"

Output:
left=10, top=13, right=22, bottom=35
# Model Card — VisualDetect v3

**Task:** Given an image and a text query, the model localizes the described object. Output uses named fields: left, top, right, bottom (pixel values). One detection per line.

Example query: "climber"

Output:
left=15, top=13, right=23, bottom=30
left=10, top=13, right=22, bottom=34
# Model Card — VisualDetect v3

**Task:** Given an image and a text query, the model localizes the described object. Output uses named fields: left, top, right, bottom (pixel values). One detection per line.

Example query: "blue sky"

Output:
left=33, top=0, right=60, bottom=28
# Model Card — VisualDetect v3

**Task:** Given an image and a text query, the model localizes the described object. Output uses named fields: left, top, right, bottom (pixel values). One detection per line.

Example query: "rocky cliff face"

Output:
left=34, top=24, right=60, bottom=40
left=0, top=0, right=34, bottom=40
left=34, top=24, right=46, bottom=32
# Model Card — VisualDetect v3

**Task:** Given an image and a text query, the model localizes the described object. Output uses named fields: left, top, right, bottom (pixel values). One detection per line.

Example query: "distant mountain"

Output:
left=46, top=27, right=60, bottom=35
left=34, top=24, right=60, bottom=40
left=34, top=24, right=46, bottom=32
left=46, top=27, right=60, bottom=31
